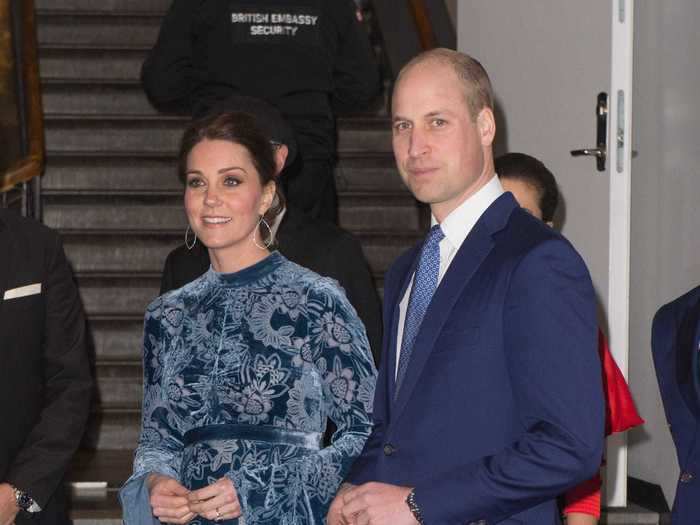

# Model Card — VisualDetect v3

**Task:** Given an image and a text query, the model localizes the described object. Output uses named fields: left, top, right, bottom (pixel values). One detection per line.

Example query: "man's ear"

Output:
left=476, top=108, right=496, bottom=147
left=273, top=144, right=289, bottom=175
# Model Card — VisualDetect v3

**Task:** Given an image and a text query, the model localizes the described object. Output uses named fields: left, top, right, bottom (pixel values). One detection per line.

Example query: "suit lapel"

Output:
left=676, top=292, right=700, bottom=418
left=386, top=251, right=420, bottom=402
left=391, top=194, right=517, bottom=423
left=689, top=300, right=700, bottom=411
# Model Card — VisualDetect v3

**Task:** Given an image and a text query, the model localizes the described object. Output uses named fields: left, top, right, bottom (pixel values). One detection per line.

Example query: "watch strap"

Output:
left=406, top=489, right=425, bottom=525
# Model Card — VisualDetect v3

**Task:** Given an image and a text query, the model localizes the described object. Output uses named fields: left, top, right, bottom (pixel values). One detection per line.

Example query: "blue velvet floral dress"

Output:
left=125, top=252, right=376, bottom=524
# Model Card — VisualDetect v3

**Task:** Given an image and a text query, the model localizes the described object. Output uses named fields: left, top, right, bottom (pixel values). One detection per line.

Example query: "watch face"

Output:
left=15, top=489, right=32, bottom=510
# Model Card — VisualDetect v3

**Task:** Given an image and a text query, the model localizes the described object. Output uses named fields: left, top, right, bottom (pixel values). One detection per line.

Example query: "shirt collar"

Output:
left=431, top=175, right=504, bottom=252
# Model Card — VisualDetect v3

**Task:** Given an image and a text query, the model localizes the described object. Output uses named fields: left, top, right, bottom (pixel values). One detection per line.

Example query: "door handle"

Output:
left=571, top=148, right=605, bottom=159
left=570, top=92, right=608, bottom=172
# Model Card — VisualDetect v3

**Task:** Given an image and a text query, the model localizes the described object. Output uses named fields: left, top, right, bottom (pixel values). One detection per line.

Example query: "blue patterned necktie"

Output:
left=396, top=224, right=445, bottom=393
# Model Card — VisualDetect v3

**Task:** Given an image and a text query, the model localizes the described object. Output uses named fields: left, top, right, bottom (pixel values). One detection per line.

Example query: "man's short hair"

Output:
left=396, top=48, right=494, bottom=121
left=495, top=152, right=559, bottom=223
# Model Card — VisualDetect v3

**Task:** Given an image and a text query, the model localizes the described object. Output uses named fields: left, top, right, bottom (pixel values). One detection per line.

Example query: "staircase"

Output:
left=34, top=0, right=424, bottom=520
left=32, top=2, right=667, bottom=524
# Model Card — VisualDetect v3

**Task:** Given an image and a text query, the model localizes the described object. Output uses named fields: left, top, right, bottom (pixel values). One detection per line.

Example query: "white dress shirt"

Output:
left=395, top=175, right=504, bottom=378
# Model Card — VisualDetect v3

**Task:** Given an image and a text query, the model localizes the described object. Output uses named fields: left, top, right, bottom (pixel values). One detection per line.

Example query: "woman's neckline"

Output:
left=205, top=251, right=284, bottom=286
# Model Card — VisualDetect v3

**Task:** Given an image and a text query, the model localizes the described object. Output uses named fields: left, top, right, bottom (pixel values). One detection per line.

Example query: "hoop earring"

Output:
left=252, top=216, right=273, bottom=250
left=185, top=225, right=197, bottom=250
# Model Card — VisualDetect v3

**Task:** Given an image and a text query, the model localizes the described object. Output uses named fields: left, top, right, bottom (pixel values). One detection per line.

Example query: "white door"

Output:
left=457, top=1, right=634, bottom=507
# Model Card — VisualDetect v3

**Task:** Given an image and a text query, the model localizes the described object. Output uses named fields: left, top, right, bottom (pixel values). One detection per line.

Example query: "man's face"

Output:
left=391, top=60, right=495, bottom=222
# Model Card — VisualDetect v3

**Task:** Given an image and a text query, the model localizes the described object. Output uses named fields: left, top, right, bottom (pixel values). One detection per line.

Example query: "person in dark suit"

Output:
left=160, top=96, right=382, bottom=363
left=0, top=209, right=92, bottom=525
left=328, top=48, right=604, bottom=525
left=651, top=285, right=700, bottom=525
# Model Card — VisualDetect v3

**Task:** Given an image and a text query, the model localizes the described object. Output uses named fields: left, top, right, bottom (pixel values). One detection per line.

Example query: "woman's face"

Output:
left=184, top=139, right=274, bottom=262
left=501, top=177, right=544, bottom=221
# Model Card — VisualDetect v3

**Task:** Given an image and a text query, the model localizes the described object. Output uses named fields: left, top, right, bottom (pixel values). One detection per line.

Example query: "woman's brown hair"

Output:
left=178, top=111, right=285, bottom=245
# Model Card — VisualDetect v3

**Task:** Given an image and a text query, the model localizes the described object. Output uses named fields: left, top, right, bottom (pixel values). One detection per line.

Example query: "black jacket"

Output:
left=160, top=206, right=382, bottom=364
left=142, top=0, right=380, bottom=160
left=0, top=210, right=92, bottom=524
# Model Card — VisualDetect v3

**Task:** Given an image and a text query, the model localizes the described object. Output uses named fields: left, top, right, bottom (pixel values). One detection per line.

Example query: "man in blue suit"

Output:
left=328, top=48, right=604, bottom=525
left=651, top=285, right=700, bottom=525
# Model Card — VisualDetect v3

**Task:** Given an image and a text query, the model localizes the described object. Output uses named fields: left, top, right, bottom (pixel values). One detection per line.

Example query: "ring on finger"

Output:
left=215, top=507, right=223, bottom=522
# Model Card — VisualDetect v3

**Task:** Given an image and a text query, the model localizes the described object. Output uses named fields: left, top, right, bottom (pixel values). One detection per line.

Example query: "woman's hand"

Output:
left=147, top=473, right=195, bottom=524
left=187, top=477, right=242, bottom=522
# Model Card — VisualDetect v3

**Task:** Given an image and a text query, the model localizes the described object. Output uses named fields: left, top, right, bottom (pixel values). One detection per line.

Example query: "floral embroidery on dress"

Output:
left=125, top=252, right=376, bottom=525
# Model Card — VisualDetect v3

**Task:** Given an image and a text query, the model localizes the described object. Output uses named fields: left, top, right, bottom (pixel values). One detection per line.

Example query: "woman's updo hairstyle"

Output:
left=178, top=111, right=286, bottom=245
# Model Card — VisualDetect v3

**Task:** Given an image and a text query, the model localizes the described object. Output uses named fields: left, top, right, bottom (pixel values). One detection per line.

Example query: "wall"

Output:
left=627, top=0, right=700, bottom=504
left=456, top=0, right=700, bottom=508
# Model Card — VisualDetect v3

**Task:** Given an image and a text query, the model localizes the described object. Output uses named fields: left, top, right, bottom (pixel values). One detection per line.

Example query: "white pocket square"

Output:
left=3, top=283, right=42, bottom=300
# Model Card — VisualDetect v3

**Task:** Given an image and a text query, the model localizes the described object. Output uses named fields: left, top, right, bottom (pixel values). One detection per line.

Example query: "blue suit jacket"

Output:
left=347, top=193, right=604, bottom=525
left=651, top=285, right=700, bottom=524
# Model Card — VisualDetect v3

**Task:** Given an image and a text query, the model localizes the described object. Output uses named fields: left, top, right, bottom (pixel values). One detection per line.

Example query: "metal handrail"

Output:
left=0, top=0, right=44, bottom=200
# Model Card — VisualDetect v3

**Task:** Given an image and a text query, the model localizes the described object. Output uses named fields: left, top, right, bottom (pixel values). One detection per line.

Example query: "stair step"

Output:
left=43, top=192, right=421, bottom=233
left=37, top=12, right=161, bottom=47
left=83, top=408, right=139, bottom=450
left=603, top=505, right=662, bottom=524
left=79, top=268, right=387, bottom=321
left=42, top=81, right=157, bottom=115
left=40, top=80, right=387, bottom=117
left=87, top=317, right=145, bottom=362
left=40, top=46, right=146, bottom=81
left=62, top=233, right=179, bottom=273
left=93, top=362, right=142, bottom=410
left=62, top=230, right=417, bottom=276
left=79, top=275, right=159, bottom=317
left=43, top=115, right=393, bottom=154
left=35, top=0, right=169, bottom=13
left=42, top=151, right=404, bottom=193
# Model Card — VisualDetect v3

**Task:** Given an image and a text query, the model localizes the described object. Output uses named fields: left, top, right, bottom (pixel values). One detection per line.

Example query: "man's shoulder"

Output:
left=0, top=209, right=58, bottom=245
left=499, top=206, right=585, bottom=269
left=653, top=285, right=700, bottom=339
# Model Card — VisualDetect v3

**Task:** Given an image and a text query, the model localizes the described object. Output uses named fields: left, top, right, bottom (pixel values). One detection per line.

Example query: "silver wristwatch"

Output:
left=11, top=485, right=40, bottom=513
left=406, top=489, right=425, bottom=525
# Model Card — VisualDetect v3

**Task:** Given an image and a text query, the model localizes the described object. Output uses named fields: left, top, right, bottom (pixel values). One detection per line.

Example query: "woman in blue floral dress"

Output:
left=120, top=111, right=376, bottom=525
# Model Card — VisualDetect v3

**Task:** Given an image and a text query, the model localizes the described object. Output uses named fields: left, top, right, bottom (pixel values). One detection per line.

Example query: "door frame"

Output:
left=605, top=0, right=634, bottom=508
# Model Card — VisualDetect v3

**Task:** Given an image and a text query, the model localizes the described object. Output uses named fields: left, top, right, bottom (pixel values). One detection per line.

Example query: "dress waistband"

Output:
left=183, top=424, right=323, bottom=450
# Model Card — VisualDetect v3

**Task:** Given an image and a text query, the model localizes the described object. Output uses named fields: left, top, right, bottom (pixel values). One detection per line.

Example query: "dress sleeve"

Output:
left=128, top=297, right=186, bottom=483
left=563, top=473, right=602, bottom=519
left=308, top=277, right=378, bottom=485
left=227, top=277, right=377, bottom=516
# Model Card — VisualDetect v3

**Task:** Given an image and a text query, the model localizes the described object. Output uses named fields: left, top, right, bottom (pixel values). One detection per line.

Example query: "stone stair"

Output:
left=32, top=2, right=664, bottom=523
left=33, top=0, right=424, bottom=519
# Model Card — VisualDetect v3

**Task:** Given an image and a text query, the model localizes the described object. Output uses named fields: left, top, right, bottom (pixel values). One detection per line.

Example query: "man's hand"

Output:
left=147, top=474, right=194, bottom=524
left=341, top=482, right=417, bottom=525
left=187, top=477, right=241, bottom=522
left=0, top=483, right=19, bottom=525
left=327, top=483, right=354, bottom=525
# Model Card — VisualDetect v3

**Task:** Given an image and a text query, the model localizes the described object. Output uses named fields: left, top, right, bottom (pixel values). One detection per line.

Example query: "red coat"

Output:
left=563, top=330, right=644, bottom=518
